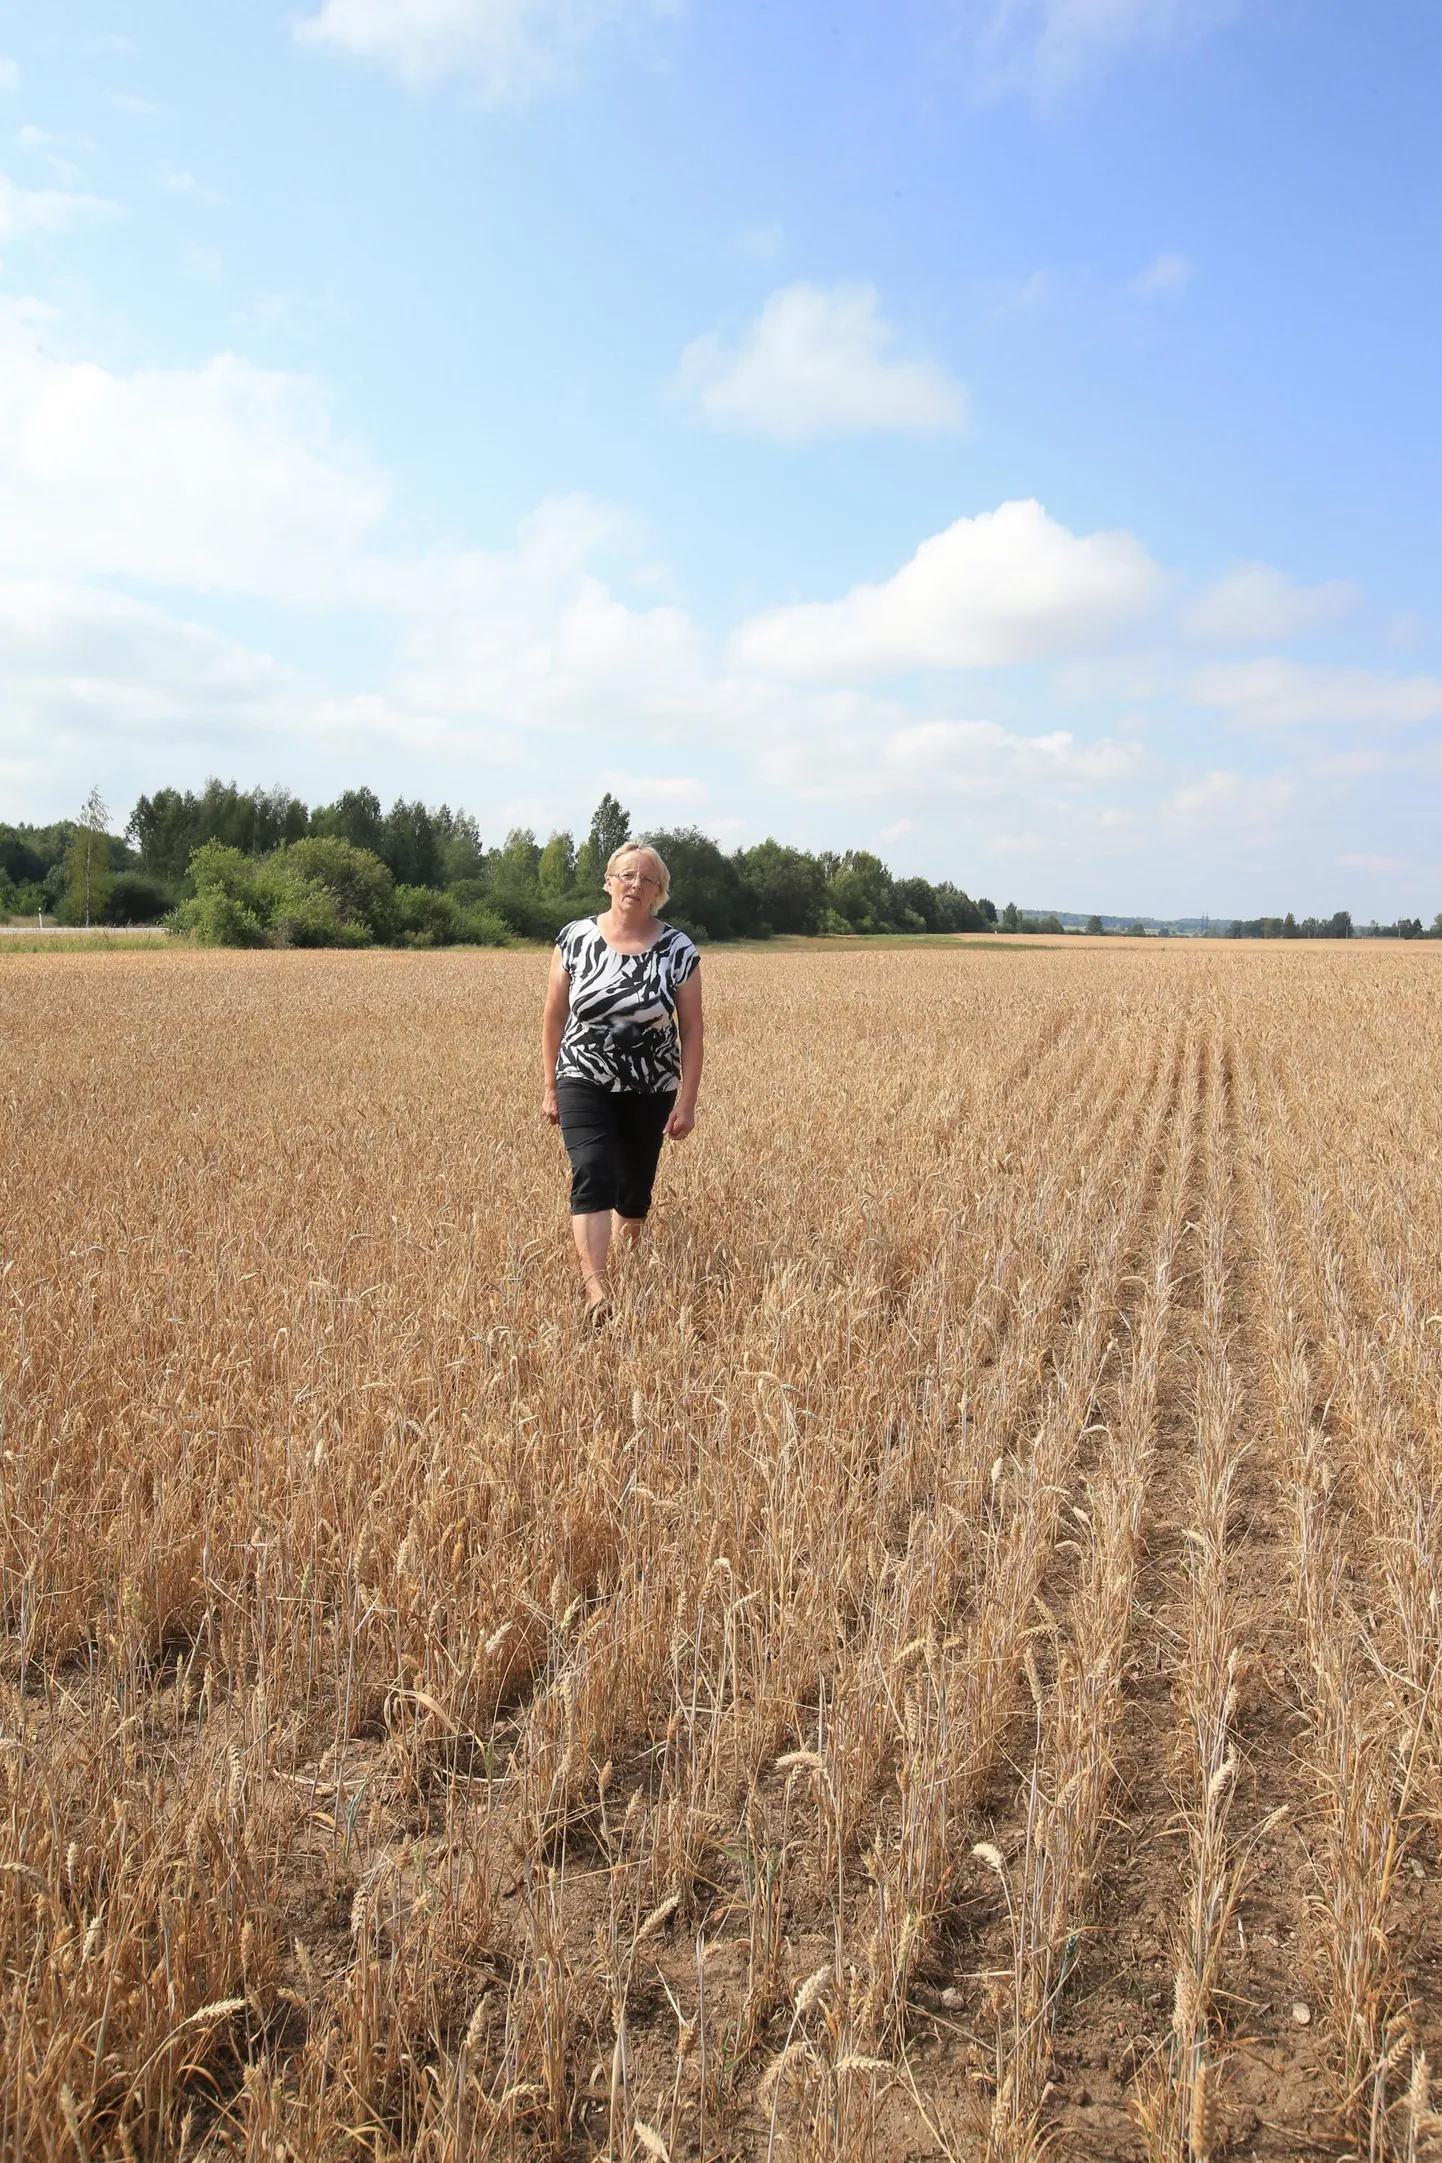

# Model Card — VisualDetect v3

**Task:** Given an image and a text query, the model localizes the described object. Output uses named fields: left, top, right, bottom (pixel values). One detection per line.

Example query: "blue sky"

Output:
left=2, top=0, right=1439, bottom=916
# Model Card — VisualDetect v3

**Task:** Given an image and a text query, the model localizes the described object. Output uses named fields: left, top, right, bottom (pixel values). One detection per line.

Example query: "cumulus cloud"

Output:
left=0, top=169, right=118, bottom=240
left=955, top=0, right=1238, bottom=99
left=395, top=500, right=718, bottom=734
left=0, top=58, right=17, bottom=93
left=294, top=0, right=669, bottom=99
left=1184, top=562, right=1360, bottom=644
left=0, top=305, right=387, bottom=604
left=7, top=302, right=1419, bottom=898
left=1189, top=658, right=1442, bottom=728
left=17, top=127, right=88, bottom=186
left=1129, top=250, right=1193, bottom=296
left=675, top=283, right=966, bottom=443
left=1164, top=767, right=1294, bottom=829
left=883, top=717, right=1138, bottom=789
left=161, top=166, right=228, bottom=205
left=0, top=578, right=299, bottom=779
left=731, top=499, right=1162, bottom=679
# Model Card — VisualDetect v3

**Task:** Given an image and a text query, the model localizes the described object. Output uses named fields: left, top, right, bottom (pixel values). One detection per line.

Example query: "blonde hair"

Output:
left=606, top=843, right=671, bottom=911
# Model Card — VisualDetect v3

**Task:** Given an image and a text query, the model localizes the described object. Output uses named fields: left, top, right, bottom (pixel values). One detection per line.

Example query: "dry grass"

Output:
left=3, top=941, right=1442, bottom=2162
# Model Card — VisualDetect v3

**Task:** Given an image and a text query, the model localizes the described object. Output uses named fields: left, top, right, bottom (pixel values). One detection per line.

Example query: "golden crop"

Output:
left=2, top=942, right=1440, bottom=2161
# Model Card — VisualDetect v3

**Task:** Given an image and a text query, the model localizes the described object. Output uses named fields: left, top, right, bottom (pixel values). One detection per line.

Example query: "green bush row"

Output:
left=171, top=841, right=511, bottom=949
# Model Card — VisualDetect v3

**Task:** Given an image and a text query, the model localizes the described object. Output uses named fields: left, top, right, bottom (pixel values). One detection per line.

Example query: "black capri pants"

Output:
left=556, top=1079, right=676, bottom=1218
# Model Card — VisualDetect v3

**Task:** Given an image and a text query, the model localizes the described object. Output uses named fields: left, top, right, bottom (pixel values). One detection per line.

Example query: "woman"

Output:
left=542, top=843, right=703, bottom=1323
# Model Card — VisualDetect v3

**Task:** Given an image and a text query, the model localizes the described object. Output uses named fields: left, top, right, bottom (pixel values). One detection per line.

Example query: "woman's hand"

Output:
left=542, top=1084, right=560, bottom=1125
left=666, top=1101, right=696, bottom=1141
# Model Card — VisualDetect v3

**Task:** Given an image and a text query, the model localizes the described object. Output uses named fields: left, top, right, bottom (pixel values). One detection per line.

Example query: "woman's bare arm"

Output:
left=541, top=949, right=570, bottom=1123
left=667, top=968, right=703, bottom=1140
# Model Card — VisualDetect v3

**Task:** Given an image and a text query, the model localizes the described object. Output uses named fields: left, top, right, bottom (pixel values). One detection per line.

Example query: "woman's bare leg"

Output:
left=613, top=1212, right=646, bottom=1251
left=571, top=1211, right=613, bottom=1306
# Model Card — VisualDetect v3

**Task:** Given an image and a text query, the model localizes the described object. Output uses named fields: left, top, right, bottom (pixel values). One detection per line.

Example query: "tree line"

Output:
left=0, top=781, right=999, bottom=946
left=1227, top=911, right=1442, bottom=939
left=4, top=778, right=1436, bottom=946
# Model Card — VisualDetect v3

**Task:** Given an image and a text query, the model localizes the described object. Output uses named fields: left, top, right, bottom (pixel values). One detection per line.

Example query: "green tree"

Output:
left=313, top=786, right=385, bottom=857
left=739, top=839, right=828, bottom=935
left=643, top=828, right=760, bottom=940
left=130, top=780, right=308, bottom=876
left=434, top=807, right=484, bottom=884
left=930, top=882, right=989, bottom=933
left=538, top=830, right=576, bottom=898
left=66, top=789, right=112, bottom=927
left=1086, top=915, right=1105, bottom=936
left=381, top=799, right=440, bottom=888
left=588, top=792, right=631, bottom=871
left=826, top=851, right=898, bottom=934
left=492, top=828, right=542, bottom=899
left=1001, top=901, right=1022, bottom=932
left=892, top=876, right=941, bottom=932
left=573, top=836, right=602, bottom=893
left=127, top=788, right=197, bottom=878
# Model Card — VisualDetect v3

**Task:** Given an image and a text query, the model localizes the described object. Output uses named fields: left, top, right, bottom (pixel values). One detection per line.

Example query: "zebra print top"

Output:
left=553, top=918, right=701, bottom=1094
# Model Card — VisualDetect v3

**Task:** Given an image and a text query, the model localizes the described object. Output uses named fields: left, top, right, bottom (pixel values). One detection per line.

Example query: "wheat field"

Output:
left=3, top=942, right=1441, bottom=2163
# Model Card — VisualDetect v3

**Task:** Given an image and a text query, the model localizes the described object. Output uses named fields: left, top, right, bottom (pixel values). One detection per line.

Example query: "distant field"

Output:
left=3, top=944, right=1440, bottom=2160
left=0, top=925, right=170, bottom=951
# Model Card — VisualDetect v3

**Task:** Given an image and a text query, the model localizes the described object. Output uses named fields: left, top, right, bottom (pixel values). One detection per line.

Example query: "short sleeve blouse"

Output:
left=554, top=918, right=700, bottom=1095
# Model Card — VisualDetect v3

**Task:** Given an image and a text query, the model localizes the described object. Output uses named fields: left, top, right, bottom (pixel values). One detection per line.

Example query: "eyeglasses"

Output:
left=611, top=871, right=660, bottom=889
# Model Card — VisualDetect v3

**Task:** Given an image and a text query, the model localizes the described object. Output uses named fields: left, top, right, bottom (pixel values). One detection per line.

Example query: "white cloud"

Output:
left=1184, top=561, right=1359, bottom=644
left=0, top=303, right=387, bottom=604
left=161, top=167, right=228, bottom=206
left=1189, top=658, right=1442, bottom=728
left=0, top=578, right=297, bottom=750
left=0, top=169, right=118, bottom=240
left=1164, top=768, right=1294, bottom=829
left=957, top=0, right=1238, bottom=100
left=1129, top=250, right=1193, bottom=296
left=883, top=717, right=1138, bottom=789
left=17, top=127, right=87, bottom=185
left=294, top=0, right=669, bottom=99
left=1338, top=852, right=1405, bottom=874
left=4, top=306, right=1423, bottom=906
left=986, top=267, right=1054, bottom=316
left=0, top=58, right=17, bottom=93
left=731, top=499, right=1162, bottom=679
left=675, top=282, right=967, bottom=443
left=107, top=91, right=159, bottom=116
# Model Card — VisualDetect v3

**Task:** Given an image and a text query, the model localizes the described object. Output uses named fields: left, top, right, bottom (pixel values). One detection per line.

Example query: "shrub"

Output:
left=278, top=837, right=396, bottom=941
left=171, top=840, right=380, bottom=948
left=453, top=906, right=511, bottom=947
left=103, top=871, right=174, bottom=925
left=395, top=885, right=459, bottom=945
left=489, top=891, right=572, bottom=942
left=260, top=868, right=369, bottom=949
